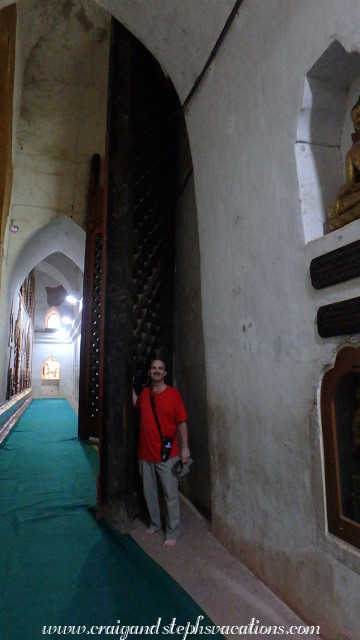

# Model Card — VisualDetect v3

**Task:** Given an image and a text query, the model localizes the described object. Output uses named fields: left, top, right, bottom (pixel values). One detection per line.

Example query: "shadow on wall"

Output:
left=174, top=157, right=211, bottom=518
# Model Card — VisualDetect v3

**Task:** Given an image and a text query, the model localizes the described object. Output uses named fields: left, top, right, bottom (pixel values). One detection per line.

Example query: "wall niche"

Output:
left=321, top=347, right=360, bottom=549
left=296, top=41, right=360, bottom=243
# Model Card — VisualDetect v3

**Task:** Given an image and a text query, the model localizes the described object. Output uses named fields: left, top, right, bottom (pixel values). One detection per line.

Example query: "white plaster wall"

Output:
left=182, top=1, right=360, bottom=637
left=296, top=76, right=347, bottom=242
left=32, top=337, right=73, bottom=398
left=11, top=0, right=110, bottom=230
left=97, top=0, right=234, bottom=103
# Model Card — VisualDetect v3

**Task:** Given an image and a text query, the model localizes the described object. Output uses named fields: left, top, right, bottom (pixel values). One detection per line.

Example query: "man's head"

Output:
left=149, top=359, right=167, bottom=383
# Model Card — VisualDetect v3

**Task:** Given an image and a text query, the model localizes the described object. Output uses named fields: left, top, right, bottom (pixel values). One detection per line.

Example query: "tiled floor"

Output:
left=130, top=494, right=321, bottom=640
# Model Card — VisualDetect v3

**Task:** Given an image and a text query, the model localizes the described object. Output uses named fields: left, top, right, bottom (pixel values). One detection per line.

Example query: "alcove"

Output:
left=42, top=356, right=60, bottom=380
left=41, top=356, right=60, bottom=397
left=296, top=41, right=360, bottom=243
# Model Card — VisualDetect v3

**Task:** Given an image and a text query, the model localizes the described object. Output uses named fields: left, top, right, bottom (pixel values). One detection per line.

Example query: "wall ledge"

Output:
left=0, top=388, right=32, bottom=446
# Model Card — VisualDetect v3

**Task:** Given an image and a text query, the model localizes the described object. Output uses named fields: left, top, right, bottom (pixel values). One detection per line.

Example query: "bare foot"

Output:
left=145, top=528, right=158, bottom=536
left=162, top=539, right=177, bottom=549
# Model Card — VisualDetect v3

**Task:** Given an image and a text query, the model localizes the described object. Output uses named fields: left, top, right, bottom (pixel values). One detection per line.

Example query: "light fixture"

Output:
left=10, top=220, right=19, bottom=233
left=66, top=295, right=83, bottom=312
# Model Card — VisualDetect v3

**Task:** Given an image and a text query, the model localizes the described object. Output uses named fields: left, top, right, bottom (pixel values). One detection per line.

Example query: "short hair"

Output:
left=150, top=358, right=166, bottom=368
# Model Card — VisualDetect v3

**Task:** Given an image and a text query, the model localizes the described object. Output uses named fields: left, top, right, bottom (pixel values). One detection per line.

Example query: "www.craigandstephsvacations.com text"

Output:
left=42, top=616, right=321, bottom=638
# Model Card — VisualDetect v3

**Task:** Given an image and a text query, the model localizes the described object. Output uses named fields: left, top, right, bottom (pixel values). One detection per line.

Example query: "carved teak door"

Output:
left=78, top=19, right=178, bottom=529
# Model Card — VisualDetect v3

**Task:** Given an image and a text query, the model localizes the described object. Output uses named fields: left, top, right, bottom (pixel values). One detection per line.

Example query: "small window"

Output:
left=42, top=357, right=60, bottom=380
left=45, top=306, right=60, bottom=330
left=47, top=313, right=60, bottom=329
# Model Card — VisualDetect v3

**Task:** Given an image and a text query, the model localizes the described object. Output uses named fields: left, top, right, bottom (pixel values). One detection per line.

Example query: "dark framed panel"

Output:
left=310, top=239, right=360, bottom=290
left=78, top=154, right=105, bottom=441
left=317, top=296, right=360, bottom=338
left=321, top=347, right=360, bottom=548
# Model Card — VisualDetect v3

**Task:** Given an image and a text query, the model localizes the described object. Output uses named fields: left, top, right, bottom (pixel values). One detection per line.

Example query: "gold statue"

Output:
left=328, top=96, right=360, bottom=230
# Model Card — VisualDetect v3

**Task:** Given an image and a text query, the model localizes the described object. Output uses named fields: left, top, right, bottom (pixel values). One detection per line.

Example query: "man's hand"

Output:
left=132, top=388, right=138, bottom=408
left=180, top=446, right=190, bottom=464
left=178, top=421, right=189, bottom=463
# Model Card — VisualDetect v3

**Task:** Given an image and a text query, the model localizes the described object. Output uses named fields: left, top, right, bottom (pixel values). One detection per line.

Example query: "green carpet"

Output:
left=0, top=399, right=218, bottom=640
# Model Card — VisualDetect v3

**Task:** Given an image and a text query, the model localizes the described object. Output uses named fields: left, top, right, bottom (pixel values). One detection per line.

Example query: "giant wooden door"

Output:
left=79, top=19, right=179, bottom=529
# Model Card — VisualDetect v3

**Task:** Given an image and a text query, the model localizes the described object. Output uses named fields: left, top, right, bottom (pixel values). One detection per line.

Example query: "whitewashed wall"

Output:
left=184, top=2, right=360, bottom=638
left=32, top=337, right=73, bottom=398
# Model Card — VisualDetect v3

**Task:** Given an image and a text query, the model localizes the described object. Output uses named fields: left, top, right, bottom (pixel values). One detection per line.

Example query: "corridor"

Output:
left=0, top=399, right=214, bottom=639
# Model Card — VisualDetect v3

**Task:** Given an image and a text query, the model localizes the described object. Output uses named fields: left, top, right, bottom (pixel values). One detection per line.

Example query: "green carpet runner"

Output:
left=0, top=399, right=217, bottom=640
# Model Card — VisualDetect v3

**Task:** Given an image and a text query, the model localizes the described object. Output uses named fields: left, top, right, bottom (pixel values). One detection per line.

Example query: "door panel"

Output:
left=100, top=20, right=177, bottom=527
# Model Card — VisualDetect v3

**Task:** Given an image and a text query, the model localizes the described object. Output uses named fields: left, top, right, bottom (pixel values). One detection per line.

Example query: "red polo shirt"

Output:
left=136, top=386, right=188, bottom=462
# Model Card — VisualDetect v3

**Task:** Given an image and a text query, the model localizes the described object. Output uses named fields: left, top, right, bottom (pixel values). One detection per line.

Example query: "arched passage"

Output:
left=1, top=216, right=85, bottom=400
left=7, top=215, right=85, bottom=301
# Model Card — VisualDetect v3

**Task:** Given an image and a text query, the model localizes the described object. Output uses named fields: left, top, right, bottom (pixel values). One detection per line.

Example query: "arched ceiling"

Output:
left=35, top=254, right=82, bottom=300
left=0, top=0, right=236, bottom=103
left=97, top=0, right=236, bottom=102
left=8, top=215, right=85, bottom=305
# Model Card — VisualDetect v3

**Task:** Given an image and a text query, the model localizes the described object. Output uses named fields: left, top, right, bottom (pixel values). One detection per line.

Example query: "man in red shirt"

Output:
left=133, top=359, right=190, bottom=548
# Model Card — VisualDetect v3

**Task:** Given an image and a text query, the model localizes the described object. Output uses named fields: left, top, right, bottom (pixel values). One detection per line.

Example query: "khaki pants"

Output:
left=139, top=457, right=180, bottom=541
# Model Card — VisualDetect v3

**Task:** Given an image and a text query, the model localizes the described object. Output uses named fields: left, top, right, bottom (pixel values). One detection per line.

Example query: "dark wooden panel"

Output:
left=310, top=239, right=360, bottom=289
left=317, top=296, right=360, bottom=337
left=78, top=153, right=105, bottom=440
left=321, top=347, right=360, bottom=550
left=100, top=20, right=177, bottom=529
left=101, top=20, right=136, bottom=527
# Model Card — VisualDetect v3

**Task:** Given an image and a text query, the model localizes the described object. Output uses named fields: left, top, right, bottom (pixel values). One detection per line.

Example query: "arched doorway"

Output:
left=5, top=218, right=85, bottom=404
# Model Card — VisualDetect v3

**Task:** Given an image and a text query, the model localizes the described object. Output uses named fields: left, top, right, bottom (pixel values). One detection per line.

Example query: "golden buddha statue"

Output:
left=328, top=96, right=360, bottom=230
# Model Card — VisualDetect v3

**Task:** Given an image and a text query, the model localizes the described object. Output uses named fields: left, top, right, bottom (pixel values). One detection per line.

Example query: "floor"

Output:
left=130, top=493, right=321, bottom=640
left=71, top=400, right=321, bottom=639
